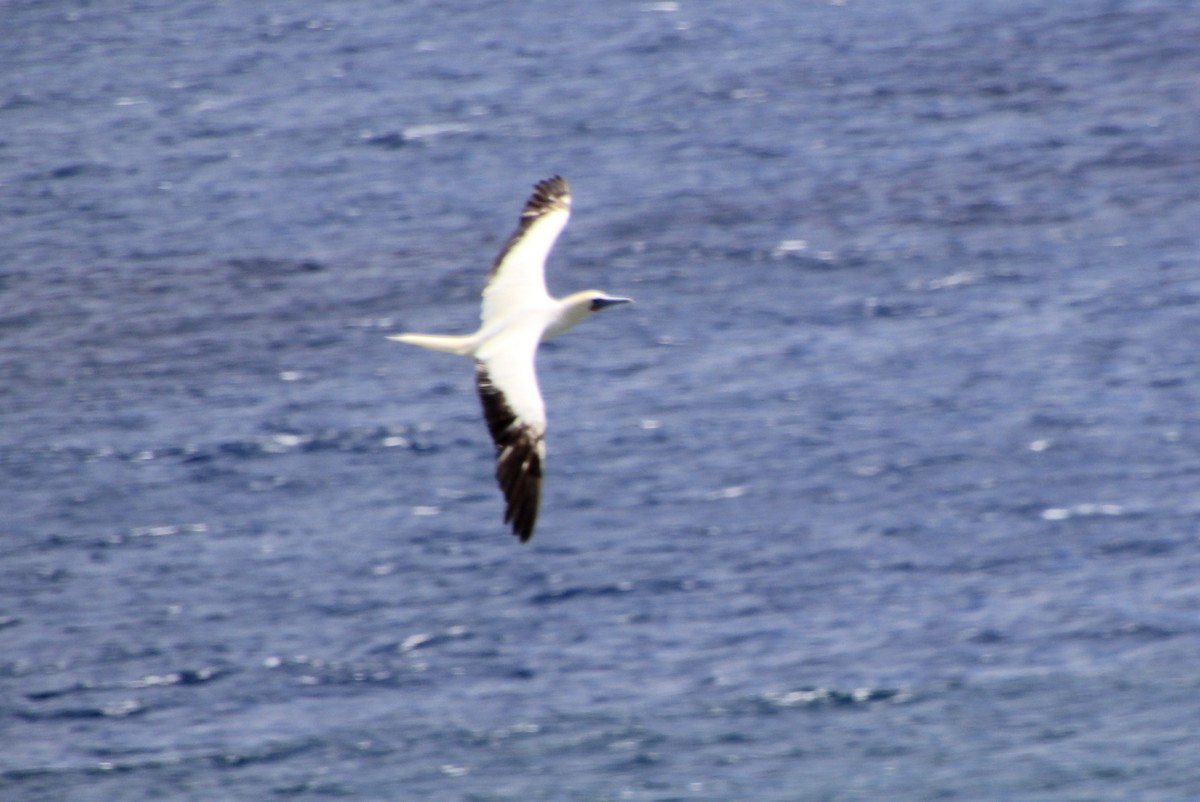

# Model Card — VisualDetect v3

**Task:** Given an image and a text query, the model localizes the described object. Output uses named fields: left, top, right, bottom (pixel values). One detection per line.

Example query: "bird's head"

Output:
left=546, top=290, right=632, bottom=339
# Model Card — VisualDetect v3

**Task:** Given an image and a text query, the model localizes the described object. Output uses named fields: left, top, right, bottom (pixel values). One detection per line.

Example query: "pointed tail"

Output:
left=387, top=332, right=477, bottom=356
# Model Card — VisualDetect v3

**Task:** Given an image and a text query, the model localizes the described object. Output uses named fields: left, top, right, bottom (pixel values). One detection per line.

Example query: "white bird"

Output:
left=389, top=176, right=632, bottom=542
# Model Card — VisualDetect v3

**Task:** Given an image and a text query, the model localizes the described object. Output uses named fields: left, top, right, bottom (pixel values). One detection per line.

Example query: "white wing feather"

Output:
left=481, top=177, right=571, bottom=327
left=474, top=318, right=547, bottom=433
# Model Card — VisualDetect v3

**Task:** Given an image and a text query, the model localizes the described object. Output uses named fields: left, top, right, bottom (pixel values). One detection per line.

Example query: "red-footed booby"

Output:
left=389, top=176, right=631, bottom=542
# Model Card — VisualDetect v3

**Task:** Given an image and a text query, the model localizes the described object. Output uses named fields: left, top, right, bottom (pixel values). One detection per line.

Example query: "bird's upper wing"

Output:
left=473, top=320, right=547, bottom=542
left=481, top=176, right=571, bottom=327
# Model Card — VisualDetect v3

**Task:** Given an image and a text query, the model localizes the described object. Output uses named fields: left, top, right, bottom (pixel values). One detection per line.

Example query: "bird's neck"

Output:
left=543, top=294, right=593, bottom=340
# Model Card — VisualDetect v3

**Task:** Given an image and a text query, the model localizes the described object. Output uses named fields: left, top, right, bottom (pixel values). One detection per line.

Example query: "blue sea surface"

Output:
left=3, top=1, right=1200, bottom=799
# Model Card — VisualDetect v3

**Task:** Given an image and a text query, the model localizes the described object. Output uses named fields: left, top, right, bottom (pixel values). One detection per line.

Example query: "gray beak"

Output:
left=595, top=296, right=633, bottom=309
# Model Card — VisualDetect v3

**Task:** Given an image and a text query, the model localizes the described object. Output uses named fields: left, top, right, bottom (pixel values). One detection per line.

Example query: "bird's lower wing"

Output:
left=474, top=326, right=547, bottom=541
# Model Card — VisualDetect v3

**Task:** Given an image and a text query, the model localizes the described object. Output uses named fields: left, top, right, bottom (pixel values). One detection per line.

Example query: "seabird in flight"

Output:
left=389, top=176, right=632, bottom=542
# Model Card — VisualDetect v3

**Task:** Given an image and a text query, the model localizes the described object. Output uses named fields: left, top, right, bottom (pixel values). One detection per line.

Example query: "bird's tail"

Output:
left=387, top=332, right=477, bottom=356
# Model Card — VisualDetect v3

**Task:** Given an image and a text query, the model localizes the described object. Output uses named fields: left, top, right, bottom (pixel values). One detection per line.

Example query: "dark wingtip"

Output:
left=477, top=362, right=543, bottom=544
left=521, top=176, right=570, bottom=218
left=534, top=175, right=568, bottom=194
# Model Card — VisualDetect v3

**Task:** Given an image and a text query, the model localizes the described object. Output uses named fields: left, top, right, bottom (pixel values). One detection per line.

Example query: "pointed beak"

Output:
left=595, top=296, right=633, bottom=309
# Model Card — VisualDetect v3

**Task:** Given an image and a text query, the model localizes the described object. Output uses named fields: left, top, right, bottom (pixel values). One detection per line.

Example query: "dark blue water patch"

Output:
left=1095, top=537, right=1182, bottom=558
left=529, top=581, right=635, bottom=606
left=15, top=700, right=149, bottom=723
left=733, top=685, right=915, bottom=716
left=41, top=161, right=119, bottom=181
left=24, top=667, right=230, bottom=705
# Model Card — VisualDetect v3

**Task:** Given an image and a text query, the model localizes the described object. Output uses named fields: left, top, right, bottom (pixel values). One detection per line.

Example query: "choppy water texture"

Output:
left=3, top=1, right=1200, bottom=799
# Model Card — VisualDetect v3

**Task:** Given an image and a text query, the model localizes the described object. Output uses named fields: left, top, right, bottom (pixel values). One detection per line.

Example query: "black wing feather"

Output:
left=475, top=362, right=544, bottom=542
left=484, top=175, right=571, bottom=284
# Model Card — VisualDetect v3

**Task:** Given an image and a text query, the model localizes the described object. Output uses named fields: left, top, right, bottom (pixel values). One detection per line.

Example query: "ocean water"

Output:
left=3, top=1, right=1200, bottom=799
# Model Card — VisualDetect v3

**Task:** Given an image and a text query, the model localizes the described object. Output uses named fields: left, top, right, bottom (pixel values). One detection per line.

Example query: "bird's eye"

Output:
left=589, top=298, right=604, bottom=311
